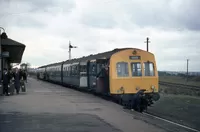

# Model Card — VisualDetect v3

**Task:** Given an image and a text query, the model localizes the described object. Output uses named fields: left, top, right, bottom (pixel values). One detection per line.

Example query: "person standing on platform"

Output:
left=22, top=70, right=27, bottom=83
left=2, top=68, right=10, bottom=96
left=13, top=68, right=21, bottom=94
left=9, top=69, right=14, bottom=80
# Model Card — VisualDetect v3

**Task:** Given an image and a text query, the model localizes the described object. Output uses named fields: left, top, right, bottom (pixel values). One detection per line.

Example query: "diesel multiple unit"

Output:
left=37, top=48, right=160, bottom=112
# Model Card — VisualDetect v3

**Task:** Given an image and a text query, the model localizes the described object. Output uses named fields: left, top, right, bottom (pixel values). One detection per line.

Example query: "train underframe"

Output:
left=112, top=91, right=160, bottom=112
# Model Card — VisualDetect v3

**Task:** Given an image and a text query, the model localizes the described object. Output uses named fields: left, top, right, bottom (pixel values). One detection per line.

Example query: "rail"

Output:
left=159, top=81, right=200, bottom=90
left=143, top=112, right=200, bottom=132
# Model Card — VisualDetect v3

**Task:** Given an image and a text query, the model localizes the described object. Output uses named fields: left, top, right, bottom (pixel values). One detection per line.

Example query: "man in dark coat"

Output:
left=13, top=68, right=21, bottom=94
left=22, top=70, right=27, bottom=83
left=2, top=68, right=10, bottom=96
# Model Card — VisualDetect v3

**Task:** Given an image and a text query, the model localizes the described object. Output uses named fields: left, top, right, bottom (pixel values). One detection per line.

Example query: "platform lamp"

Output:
left=0, top=27, right=8, bottom=79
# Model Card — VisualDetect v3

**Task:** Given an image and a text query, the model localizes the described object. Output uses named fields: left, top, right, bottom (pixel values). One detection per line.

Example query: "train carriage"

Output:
left=45, top=63, right=62, bottom=83
left=62, top=61, right=88, bottom=88
left=37, top=67, right=46, bottom=80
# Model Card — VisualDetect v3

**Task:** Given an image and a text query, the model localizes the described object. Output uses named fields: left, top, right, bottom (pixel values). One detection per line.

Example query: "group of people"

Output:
left=1, top=68, right=27, bottom=96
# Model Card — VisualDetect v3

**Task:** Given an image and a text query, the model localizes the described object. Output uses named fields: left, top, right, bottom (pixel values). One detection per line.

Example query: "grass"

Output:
left=159, top=76, right=200, bottom=87
left=148, top=94, right=200, bottom=130
left=153, top=76, right=200, bottom=130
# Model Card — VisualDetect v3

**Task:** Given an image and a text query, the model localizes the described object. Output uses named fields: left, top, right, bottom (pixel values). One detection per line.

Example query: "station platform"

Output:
left=0, top=77, right=165, bottom=132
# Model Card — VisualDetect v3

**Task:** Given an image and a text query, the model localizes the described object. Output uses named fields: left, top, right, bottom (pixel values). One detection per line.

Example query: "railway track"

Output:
left=159, top=81, right=200, bottom=90
left=143, top=112, right=200, bottom=132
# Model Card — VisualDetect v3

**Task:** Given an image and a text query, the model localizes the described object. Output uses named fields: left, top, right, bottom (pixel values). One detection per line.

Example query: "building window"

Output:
left=131, top=62, right=142, bottom=77
left=116, top=62, right=129, bottom=77
left=143, top=62, right=155, bottom=76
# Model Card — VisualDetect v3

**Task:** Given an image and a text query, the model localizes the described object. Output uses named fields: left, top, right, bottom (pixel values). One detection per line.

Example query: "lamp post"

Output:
left=0, top=27, right=8, bottom=95
left=0, top=27, right=8, bottom=79
left=0, top=27, right=5, bottom=95
left=0, top=27, right=5, bottom=80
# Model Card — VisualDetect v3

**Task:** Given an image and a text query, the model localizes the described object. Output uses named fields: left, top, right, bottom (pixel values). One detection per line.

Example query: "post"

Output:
left=0, top=29, right=2, bottom=75
left=144, top=37, right=150, bottom=52
left=186, top=59, right=189, bottom=82
left=0, top=27, right=6, bottom=81
left=68, top=41, right=77, bottom=60
left=0, top=29, right=2, bottom=81
left=0, top=29, right=2, bottom=95
left=69, top=41, right=71, bottom=60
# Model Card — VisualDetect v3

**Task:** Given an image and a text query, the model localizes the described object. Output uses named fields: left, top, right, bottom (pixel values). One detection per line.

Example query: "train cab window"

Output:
left=143, top=62, right=155, bottom=76
left=116, top=62, right=129, bottom=77
left=131, top=62, right=142, bottom=77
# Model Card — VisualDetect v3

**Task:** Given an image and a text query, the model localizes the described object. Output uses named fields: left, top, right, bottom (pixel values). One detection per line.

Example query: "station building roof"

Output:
left=1, top=38, right=26, bottom=63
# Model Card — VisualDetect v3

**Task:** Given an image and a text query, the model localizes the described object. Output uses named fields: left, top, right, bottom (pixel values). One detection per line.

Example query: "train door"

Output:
left=87, top=60, right=97, bottom=91
left=79, top=62, right=87, bottom=88
left=95, top=59, right=110, bottom=94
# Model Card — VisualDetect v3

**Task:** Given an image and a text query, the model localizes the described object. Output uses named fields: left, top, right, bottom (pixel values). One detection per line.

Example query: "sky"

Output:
left=0, top=0, right=200, bottom=71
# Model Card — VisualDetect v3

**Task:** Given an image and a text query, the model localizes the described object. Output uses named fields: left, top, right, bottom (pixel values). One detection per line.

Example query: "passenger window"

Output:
left=72, top=66, right=74, bottom=76
left=116, top=62, right=129, bottom=77
left=80, top=65, right=87, bottom=72
left=68, top=67, right=70, bottom=76
left=131, top=62, right=142, bottom=77
left=75, top=65, right=78, bottom=76
left=143, top=62, right=155, bottom=76
left=66, top=67, right=68, bottom=76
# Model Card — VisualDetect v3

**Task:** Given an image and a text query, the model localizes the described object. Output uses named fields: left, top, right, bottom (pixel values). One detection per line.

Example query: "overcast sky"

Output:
left=0, top=0, right=199, bottom=71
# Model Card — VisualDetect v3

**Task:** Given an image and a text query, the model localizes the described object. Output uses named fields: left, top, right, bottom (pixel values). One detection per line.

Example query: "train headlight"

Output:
left=118, top=87, right=125, bottom=93
left=132, top=50, right=137, bottom=55
left=151, top=86, right=156, bottom=91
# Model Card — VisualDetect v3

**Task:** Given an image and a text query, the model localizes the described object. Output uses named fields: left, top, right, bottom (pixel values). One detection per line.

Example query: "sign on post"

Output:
left=2, top=51, right=9, bottom=57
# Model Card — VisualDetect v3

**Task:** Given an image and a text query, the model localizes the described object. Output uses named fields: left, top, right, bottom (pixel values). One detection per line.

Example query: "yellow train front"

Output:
left=109, top=48, right=160, bottom=112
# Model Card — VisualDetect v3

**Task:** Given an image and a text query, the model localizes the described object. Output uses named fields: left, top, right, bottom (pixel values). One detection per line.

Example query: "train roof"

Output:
left=63, top=48, right=132, bottom=63
left=38, top=48, right=146, bottom=68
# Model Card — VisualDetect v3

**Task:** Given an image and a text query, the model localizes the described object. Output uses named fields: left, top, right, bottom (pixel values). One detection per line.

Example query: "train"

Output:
left=37, top=48, right=160, bottom=112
